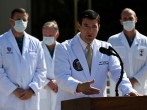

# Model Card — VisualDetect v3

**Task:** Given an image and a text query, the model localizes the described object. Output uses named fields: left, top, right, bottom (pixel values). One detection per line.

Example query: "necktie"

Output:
left=86, top=44, right=92, bottom=71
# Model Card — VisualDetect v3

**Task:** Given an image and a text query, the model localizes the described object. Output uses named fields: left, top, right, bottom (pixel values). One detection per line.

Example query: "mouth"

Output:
left=87, top=35, right=94, bottom=39
left=86, top=35, right=93, bottom=43
left=87, top=35, right=92, bottom=37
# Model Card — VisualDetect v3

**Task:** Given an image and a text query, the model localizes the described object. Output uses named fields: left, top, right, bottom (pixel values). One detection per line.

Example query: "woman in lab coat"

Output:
left=54, top=9, right=140, bottom=110
left=0, top=8, right=47, bottom=110
left=108, top=8, right=147, bottom=96
left=40, top=21, right=59, bottom=110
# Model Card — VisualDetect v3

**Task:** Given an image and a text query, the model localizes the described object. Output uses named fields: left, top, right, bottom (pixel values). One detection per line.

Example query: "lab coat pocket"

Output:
left=28, top=50, right=37, bottom=59
left=136, top=46, right=147, bottom=60
left=27, top=50, right=38, bottom=66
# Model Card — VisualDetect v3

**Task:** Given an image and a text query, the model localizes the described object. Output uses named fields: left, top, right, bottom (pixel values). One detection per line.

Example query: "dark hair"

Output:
left=78, top=9, right=100, bottom=25
left=11, top=8, right=28, bottom=19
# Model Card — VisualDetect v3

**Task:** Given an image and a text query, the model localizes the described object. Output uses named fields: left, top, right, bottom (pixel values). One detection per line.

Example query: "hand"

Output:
left=125, top=92, right=142, bottom=96
left=129, top=77, right=138, bottom=87
left=13, top=88, right=25, bottom=98
left=19, top=88, right=34, bottom=100
left=48, top=79, right=58, bottom=93
left=76, top=80, right=100, bottom=95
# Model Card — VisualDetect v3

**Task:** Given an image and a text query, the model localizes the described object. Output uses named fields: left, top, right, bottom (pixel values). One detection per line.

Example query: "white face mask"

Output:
left=14, top=20, right=28, bottom=32
left=43, top=36, right=55, bottom=45
left=122, top=21, right=135, bottom=31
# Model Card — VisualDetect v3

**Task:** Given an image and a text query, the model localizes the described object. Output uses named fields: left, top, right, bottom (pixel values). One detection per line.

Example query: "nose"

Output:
left=88, top=27, right=94, bottom=33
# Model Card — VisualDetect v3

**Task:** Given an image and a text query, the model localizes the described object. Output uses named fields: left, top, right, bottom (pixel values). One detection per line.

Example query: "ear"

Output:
left=55, top=31, right=59, bottom=40
left=135, top=17, right=138, bottom=23
left=98, top=24, right=100, bottom=29
left=77, top=22, right=81, bottom=31
left=9, top=18, right=15, bottom=26
left=120, top=19, right=123, bottom=25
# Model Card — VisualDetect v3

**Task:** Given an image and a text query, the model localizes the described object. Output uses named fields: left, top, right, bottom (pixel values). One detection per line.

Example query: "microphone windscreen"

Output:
left=99, top=47, right=111, bottom=56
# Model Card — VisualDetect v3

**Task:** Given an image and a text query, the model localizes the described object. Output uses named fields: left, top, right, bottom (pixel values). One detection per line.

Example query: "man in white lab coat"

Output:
left=0, top=8, right=47, bottom=110
left=40, top=21, right=59, bottom=110
left=54, top=9, right=141, bottom=110
left=108, top=8, right=147, bottom=96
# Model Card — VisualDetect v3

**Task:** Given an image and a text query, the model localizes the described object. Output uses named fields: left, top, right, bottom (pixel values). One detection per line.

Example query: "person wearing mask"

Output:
left=0, top=8, right=47, bottom=110
left=108, top=8, right=147, bottom=96
left=40, top=20, right=59, bottom=110
left=54, top=9, right=141, bottom=110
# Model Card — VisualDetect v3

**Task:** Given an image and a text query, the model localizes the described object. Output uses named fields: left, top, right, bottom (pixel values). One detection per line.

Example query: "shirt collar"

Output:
left=78, top=35, right=94, bottom=50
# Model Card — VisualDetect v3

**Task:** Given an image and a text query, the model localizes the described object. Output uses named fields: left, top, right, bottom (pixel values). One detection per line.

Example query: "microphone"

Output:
left=99, top=46, right=124, bottom=96
left=99, top=47, right=116, bottom=56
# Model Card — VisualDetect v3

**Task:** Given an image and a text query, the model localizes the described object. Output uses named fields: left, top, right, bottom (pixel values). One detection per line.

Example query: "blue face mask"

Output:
left=122, top=21, right=135, bottom=31
left=14, top=20, right=28, bottom=32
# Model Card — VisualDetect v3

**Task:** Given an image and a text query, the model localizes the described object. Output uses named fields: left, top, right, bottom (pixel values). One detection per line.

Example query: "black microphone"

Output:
left=99, top=46, right=124, bottom=96
left=99, top=47, right=116, bottom=56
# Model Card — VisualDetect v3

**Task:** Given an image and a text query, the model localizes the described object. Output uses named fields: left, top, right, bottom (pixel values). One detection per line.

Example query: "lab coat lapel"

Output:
left=22, top=32, right=30, bottom=58
left=52, top=41, right=60, bottom=60
left=131, top=31, right=140, bottom=49
left=91, top=40, right=100, bottom=78
left=6, top=30, right=21, bottom=56
left=42, top=41, right=59, bottom=64
left=120, top=32, right=130, bottom=48
left=121, top=31, right=140, bottom=49
left=72, top=35, right=91, bottom=79
left=42, top=42, right=52, bottom=62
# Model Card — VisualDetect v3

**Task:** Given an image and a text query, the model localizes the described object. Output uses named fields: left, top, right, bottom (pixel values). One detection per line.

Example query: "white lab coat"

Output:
left=39, top=41, right=59, bottom=110
left=0, top=29, right=47, bottom=110
left=54, top=33, right=136, bottom=110
left=108, top=31, right=147, bottom=96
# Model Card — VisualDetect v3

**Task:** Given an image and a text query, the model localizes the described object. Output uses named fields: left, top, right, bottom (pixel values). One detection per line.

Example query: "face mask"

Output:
left=14, top=20, right=28, bottom=32
left=122, top=21, right=135, bottom=31
left=43, top=36, right=55, bottom=45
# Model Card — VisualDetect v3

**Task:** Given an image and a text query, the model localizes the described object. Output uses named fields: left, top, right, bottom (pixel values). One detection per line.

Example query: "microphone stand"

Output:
left=109, top=46, right=124, bottom=96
